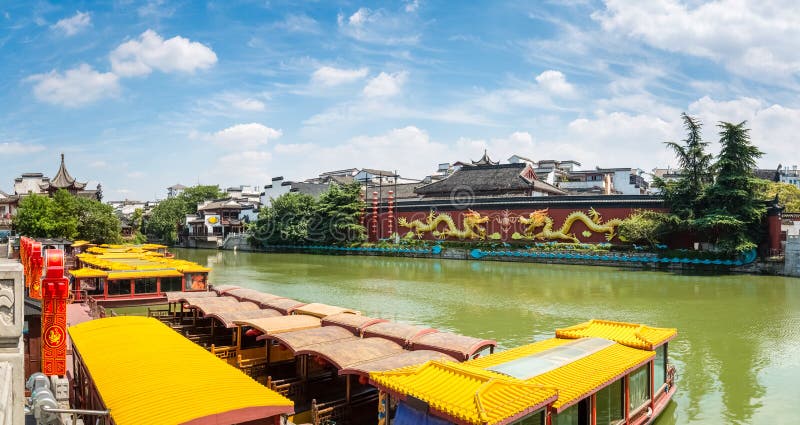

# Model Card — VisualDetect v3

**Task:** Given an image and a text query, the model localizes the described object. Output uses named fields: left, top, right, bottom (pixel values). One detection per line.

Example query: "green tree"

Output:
left=12, top=194, right=56, bottom=237
left=251, top=193, right=316, bottom=246
left=756, top=181, right=800, bottom=212
left=315, top=182, right=366, bottom=244
left=655, top=113, right=713, bottom=219
left=700, top=121, right=765, bottom=253
left=145, top=197, right=186, bottom=244
left=74, top=197, right=122, bottom=244
left=180, top=185, right=225, bottom=213
left=618, top=210, right=679, bottom=246
left=50, top=189, right=79, bottom=238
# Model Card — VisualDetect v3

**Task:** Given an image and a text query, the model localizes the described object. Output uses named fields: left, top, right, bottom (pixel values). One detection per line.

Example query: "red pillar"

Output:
left=387, top=191, right=395, bottom=238
left=41, top=249, right=69, bottom=376
left=767, top=205, right=783, bottom=254
left=371, top=191, right=379, bottom=241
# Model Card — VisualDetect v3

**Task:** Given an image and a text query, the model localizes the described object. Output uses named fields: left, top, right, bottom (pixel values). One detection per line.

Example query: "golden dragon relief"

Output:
left=398, top=209, right=491, bottom=240
left=515, top=208, right=623, bottom=243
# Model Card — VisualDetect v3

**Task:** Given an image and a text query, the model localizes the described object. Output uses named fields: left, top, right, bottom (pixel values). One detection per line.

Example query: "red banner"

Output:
left=41, top=249, right=68, bottom=376
left=20, top=237, right=44, bottom=299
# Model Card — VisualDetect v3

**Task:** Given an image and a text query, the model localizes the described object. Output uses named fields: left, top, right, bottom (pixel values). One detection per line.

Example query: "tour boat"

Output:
left=68, top=244, right=211, bottom=306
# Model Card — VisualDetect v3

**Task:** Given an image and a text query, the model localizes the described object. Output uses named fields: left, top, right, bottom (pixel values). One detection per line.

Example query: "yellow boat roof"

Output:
left=69, top=317, right=293, bottom=425
left=107, top=269, right=184, bottom=280
left=69, top=268, right=109, bottom=279
left=371, top=360, right=557, bottom=425
left=371, top=320, right=674, bottom=421
left=555, top=319, right=677, bottom=350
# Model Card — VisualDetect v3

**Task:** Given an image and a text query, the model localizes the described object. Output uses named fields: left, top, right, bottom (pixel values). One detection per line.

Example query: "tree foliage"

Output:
left=144, top=185, right=224, bottom=244
left=756, top=181, right=800, bottom=212
left=13, top=189, right=121, bottom=243
left=618, top=210, right=679, bottom=246
left=654, top=113, right=713, bottom=219
left=251, top=182, right=366, bottom=247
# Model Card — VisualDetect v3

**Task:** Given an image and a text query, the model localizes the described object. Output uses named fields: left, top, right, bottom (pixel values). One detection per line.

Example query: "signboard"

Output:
left=205, top=214, right=221, bottom=232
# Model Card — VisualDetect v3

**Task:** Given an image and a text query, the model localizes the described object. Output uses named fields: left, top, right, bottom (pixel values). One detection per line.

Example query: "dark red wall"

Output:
left=367, top=206, right=668, bottom=244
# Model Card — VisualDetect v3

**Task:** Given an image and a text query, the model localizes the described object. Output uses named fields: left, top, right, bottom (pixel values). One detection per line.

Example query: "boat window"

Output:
left=392, top=401, right=451, bottom=425
left=654, top=345, right=667, bottom=388
left=185, top=273, right=207, bottom=290
left=629, top=364, right=650, bottom=410
left=161, top=277, right=182, bottom=292
left=595, top=378, right=624, bottom=425
left=134, top=277, right=157, bottom=295
left=488, top=338, right=614, bottom=380
left=555, top=399, right=590, bottom=425
left=513, top=409, right=545, bottom=425
left=107, top=280, right=131, bottom=296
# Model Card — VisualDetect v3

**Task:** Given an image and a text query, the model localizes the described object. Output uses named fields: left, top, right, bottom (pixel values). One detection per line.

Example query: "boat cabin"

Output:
left=370, top=319, right=677, bottom=425
left=69, top=316, right=294, bottom=425
left=69, top=244, right=210, bottom=305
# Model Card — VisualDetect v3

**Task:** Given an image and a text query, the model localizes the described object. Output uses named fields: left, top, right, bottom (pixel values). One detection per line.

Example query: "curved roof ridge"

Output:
left=51, top=153, right=87, bottom=189
left=555, top=319, right=677, bottom=350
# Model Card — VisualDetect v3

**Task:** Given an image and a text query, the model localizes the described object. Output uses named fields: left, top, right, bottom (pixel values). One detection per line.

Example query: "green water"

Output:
left=173, top=248, right=800, bottom=424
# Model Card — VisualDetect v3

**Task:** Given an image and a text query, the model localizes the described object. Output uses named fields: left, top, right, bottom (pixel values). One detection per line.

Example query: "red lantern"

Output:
left=41, top=248, right=68, bottom=376
left=359, top=375, right=368, bottom=385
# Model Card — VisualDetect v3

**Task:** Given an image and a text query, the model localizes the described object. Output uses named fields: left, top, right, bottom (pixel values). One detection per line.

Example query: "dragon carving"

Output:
left=516, top=208, right=623, bottom=242
left=398, top=209, right=490, bottom=239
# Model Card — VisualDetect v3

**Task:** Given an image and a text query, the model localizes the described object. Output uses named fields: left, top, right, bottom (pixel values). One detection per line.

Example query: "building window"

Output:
left=107, top=280, right=131, bottom=296
left=134, top=277, right=157, bottom=295
left=654, top=345, right=667, bottom=389
left=161, top=277, right=182, bottom=292
left=629, top=364, right=651, bottom=410
left=513, top=410, right=545, bottom=425
left=595, top=379, right=624, bottom=425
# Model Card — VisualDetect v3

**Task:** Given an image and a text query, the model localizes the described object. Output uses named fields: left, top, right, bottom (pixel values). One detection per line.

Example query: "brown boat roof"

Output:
left=210, top=285, right=241, bottom=295
left=224, top=288, right=285, bottom=306
left=205, top=309, right=282, bottom=328
left=165, top=291, right=218, bottom=303
left=241, top=315, right=321, bottom=338
left=321, top=313, right=387, bottom=335
left=269, top=326, right=356, bottom=353
left=339, top=350, right=458, bottom=378
left=362, top=322, right=437, bottom=347
left=187, top=298, right=260, bottom=315
left=296, top=337, right=404, bottom=370
left=410, top=331, right=497, bottom=361
left=261, top=298, right=307, bottom=315
left=290, top=303, right=361, bottom=318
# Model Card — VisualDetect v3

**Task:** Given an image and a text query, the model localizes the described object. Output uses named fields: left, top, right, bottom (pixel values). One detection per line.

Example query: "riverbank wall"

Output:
left=786, top=236, right=800, bottom=276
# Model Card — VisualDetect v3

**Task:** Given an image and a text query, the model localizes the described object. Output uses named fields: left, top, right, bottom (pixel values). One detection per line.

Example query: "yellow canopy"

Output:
left=107, top=270, right=184, bottom=280
left=69, top=317, right=293, bottom=425
left=555, top=319, right=677, bottom=350
left=69, top=268, right=108, bottom=279
left=71, top=240, right=91, bottom=248
left=371, top=361, right=557, bottom=425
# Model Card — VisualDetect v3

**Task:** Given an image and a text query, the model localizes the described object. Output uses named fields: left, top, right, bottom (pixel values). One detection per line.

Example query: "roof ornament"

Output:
left=471, top=150, right=499, bottom=166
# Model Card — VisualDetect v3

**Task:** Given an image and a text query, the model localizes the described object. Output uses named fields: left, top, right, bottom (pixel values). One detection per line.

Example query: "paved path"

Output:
left=65, top=303, right=94, bottom=376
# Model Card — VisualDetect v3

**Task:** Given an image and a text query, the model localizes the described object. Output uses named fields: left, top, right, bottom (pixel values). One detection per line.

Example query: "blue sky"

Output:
left=2, top=0, right=799, bottom=200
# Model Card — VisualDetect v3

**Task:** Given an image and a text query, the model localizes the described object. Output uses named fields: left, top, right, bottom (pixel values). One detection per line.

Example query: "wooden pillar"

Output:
left=103, top=279, right=109, bottom=299
left=372, top=191, right=379, bottom=241
left=591, top=394, right=596, bottom=425
left=346, top=374, right=351, bottom=402
left=650, top=360, right=656, bottom=413
left=387, top=191, right=394, bottom=238
left=624, top=375, right=630, bottom=424
left=129, top=279, right=135, bottom=296
left=156, top=278, right=161, bottom=295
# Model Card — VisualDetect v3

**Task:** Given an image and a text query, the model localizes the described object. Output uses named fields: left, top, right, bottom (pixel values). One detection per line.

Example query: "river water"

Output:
left=174, top=248, right=800, bottom=424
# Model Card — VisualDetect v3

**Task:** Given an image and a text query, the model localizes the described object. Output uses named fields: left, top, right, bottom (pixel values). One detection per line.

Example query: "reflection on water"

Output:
left=174, top=249, right=800, bottom=425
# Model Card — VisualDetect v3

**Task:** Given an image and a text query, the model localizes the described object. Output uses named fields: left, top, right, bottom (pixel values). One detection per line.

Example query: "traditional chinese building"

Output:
left=414, top=153, right=566, bottom=199
left=13, top=154, right=100, bottom=200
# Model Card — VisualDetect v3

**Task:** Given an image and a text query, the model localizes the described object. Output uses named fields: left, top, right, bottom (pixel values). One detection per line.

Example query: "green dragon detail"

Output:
left=398, top=209, right=490, bottom=240
left=517, top=208, right=623, bottom=242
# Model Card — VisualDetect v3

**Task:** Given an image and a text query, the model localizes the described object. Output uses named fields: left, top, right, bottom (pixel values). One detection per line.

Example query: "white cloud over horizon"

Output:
left=196, top=123, right=283, bottom=149
left=110, top=29, right=217, bottom=77
left=52, top=11, right=91, bottom=36
left=27, top=64, right=120, bottom=107
left=311, top=66, right=369, bottom=86
left=363, top=71, right=408, bottom=98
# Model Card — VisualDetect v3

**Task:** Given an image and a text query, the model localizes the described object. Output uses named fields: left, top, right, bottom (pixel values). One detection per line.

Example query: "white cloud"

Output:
left=274, top=143, right=313, bottom=154
left=687, top=96, right=800, bottom=165
left=338, top=8, right=420, bottom=45
left=276, top=14, right=320, bottom=33
left=0, top=141, right=45, bottom=155
left=311, top=66, right=369, bottom=87
left=275, top=126, right=450, bottom=179
left=198, top=123, right=282, bottom=149
left=232, top=98, right=265, bottom=111
left=27, top=64, right=119, bottom=107
left=405, top=0, right=420, bottom=12
left=89, top=160, right=109, bottom=168
left=215, top=150, right=272, bottom=183
left=110, top=29, right=217, bottom=77
left=363, top=71, right=408, bottom=98
left=127, top=171, right=145, bottom=178
left=535, top=70, right=576, bottom=97
left=593, top=0, right=800, bottom=81
left=52, top=11, right=91, bottom=36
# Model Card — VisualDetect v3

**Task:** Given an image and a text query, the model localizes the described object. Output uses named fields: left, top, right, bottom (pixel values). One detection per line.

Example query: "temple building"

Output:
left=414, top=152, right=566, bottom=198
left=13, top=154, right=100, bottom=200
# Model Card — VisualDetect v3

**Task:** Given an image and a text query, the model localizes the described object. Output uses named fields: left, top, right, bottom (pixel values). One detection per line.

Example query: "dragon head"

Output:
left=464, top=209, right=490, bottom=224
